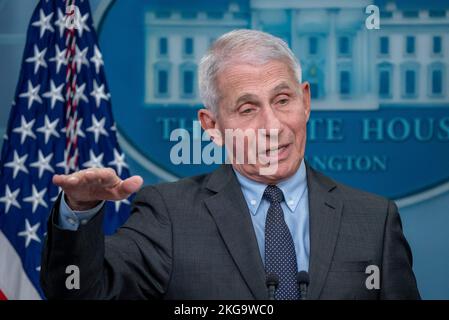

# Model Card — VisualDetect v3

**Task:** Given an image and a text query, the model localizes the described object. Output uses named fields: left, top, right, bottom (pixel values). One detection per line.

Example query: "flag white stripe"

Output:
left=0, top=231, right=41, bottom=300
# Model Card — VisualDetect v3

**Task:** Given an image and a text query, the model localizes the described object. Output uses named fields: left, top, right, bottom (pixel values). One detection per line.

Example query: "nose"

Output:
left=261, top=105, right=283, bottom=138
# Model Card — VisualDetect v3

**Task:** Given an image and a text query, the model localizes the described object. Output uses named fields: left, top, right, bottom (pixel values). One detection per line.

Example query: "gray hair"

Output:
left=198, top=29, right=302, bottom=114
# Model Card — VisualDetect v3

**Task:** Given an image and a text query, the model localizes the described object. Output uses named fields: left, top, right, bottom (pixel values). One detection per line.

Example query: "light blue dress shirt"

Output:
left=234, top=159, right=310, bottom=272
left=59, top=160, right=310, bottom=272
left=58, top=193, right=104, bottom=231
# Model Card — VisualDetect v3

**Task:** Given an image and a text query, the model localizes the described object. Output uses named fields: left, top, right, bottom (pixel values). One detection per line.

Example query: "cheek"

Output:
left=285, top=112, right=307, bottom=136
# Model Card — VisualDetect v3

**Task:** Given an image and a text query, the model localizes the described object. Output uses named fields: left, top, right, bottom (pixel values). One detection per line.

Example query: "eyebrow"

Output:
left=233, top=82, right=294, bottom=108
left=270, top=82, right=293, bottom=95
left=234, top=93, right=259, bottom=108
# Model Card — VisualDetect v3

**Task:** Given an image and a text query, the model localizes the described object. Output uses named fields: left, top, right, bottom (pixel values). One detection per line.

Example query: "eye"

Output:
left=239, top=104, right=256, bottom=115
left=276, top=96, right=290, bottom=106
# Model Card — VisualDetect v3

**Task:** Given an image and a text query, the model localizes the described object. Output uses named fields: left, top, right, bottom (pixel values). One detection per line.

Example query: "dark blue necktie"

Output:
left=264, top=185, right=299, bottom=300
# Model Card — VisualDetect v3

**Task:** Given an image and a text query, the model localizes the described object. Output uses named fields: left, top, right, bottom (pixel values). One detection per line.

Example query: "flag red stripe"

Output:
left=0, top=289, right=7, bottom=300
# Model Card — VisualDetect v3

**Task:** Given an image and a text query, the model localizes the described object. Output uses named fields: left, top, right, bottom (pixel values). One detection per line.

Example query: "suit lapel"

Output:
left=204, top=165, right=268, bottom=300
left=305, top=162, right=343, bottom=299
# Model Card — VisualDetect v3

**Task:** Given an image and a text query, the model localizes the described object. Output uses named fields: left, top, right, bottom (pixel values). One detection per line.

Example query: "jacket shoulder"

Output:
left=312, top=168, right=392, bottom=213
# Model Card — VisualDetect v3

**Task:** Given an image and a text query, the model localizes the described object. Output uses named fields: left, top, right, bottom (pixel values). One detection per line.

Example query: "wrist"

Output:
left=64, top=194, right=101, bottom=211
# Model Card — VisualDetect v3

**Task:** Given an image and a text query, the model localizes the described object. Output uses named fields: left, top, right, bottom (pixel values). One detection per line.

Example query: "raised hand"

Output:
left=52, top=168, right=143, bottom=211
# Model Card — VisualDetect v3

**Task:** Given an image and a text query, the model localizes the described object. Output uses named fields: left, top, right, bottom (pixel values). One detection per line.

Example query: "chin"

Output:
left=257, top=160, right=299, bottom=184
left=274, top=164, right=296, bottom=181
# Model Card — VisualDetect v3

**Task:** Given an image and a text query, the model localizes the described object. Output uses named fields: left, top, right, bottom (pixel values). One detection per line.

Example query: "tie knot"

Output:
left=263, top=185, right=284, bottom=204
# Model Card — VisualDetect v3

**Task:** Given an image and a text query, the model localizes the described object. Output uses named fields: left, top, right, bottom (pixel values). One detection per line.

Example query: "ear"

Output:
left=198, top=108, right=223, bottom=146
left=300, top=82, right=311, bottom=122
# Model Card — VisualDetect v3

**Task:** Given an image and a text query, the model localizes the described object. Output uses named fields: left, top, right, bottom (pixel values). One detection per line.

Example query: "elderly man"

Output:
left=41, top=30, right=420, bottom=300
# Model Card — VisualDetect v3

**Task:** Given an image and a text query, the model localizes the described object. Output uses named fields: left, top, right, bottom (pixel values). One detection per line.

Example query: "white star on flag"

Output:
left=17, top=219, right=41, bottom=248
left=90, top=45, right=104, bottom=74
left=43, top=80, right=64, bottom=109
left=73, top=83, right=89, bottom=105
left=61, top=118, right=85, bottom=138
left=49, top=45, right=68, bottom=73
left=23, top=185, right=48, bottom=213
left=19, top=81, right=43, bottom=109
left=55, top=160, right=70, bottom=175
left=30, top=150, right=54, bottom=178
left=12, top=116, right=37, bottom=144
left=0, top=185, right=21, bottom=213
left=4, top=151, right=29, bottom=179
left=50, top=187, right=63, bottom=203
left=25, top=45, right=48, bottom=74
left=90, top=80, right=109, bottom=107
left=37, top=116, right=60, bottom=143
left=82, top=150, right=104, bottom=169
left=108, top=149, right=128, bottom=175
left=54, top=8, right=66, bottom=37
left=86, top=114, right=108, bottom=143
left=74, top=45, right=89, bottom=73
left=114, top=198, right=130, bottom=212
left=75, top=11, right=90, bottom=37
left=31, top=9, right=54, bottom=38
left=56, top=151, right=73, bottom=174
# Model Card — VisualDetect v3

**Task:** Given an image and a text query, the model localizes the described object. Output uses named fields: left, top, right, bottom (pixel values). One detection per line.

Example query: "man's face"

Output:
left=200, top=60, right=311, bottom=185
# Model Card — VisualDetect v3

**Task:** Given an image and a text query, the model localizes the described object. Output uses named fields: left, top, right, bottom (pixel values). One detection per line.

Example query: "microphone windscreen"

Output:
left=265, top=273, right=279, bottom=287
left=296, top=270, right=310, bottom=285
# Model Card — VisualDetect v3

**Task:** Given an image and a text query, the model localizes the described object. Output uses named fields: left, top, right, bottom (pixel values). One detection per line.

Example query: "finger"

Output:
left=75, top=168, right=105, bottom=186
left=52, top=173, right=80, bottom=189
left=81, top=168, right=118, bottom=187
left=52, top=174, right=64, bottom=186
left=113, top=175, right=143, bottom=199
left=99, top=168, right=121, bottom=187
left=82, top=168, right=104, bottom=184
left=121, top=175, right=143, bottom=194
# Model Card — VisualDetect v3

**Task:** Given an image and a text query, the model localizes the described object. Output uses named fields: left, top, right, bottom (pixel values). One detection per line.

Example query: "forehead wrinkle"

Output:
left=218, top=61, right=297, bottom=108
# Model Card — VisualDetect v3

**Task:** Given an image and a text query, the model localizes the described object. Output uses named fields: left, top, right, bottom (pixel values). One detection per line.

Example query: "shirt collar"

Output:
left=233, top=158, right=308, bottom=215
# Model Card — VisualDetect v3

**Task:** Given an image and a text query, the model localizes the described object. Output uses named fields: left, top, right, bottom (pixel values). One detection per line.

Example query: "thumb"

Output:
left=116, top=175, right=143, bottom=198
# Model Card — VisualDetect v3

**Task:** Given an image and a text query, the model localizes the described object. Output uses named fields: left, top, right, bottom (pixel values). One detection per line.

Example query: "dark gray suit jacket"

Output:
left=40, top=163, right=420, bottom=299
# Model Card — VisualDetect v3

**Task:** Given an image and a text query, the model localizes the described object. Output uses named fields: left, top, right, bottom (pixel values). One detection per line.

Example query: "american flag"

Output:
left=0, top=0, right=132, bottom=299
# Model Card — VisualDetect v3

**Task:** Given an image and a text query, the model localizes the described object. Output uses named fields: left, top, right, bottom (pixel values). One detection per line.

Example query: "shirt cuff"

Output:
left=58, top=192, right=105, bottom=231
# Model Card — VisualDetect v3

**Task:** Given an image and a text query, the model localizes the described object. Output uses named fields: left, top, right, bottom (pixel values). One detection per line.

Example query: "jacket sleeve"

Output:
left=380, top=200, right=421, bottom=299
left=40, top=186, right=173, bottom=299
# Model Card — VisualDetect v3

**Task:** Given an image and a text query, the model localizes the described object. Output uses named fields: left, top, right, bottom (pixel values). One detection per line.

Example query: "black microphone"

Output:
left=265, top=273, right=279, bottom=300
left=296, top=271, right=310, bottom=300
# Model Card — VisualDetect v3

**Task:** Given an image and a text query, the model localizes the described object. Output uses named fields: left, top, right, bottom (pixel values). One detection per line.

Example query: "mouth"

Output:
left=261, top=143, right=292, bottom=159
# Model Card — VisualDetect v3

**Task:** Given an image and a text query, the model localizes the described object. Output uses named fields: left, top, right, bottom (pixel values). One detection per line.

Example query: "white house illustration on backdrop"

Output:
left=144, top=0, right=449, bottom=110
